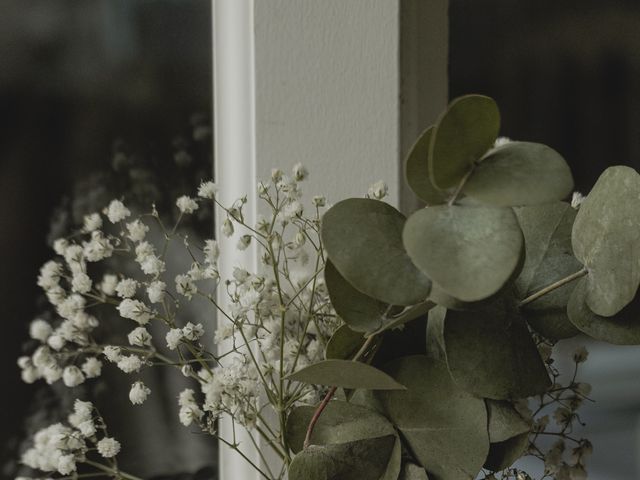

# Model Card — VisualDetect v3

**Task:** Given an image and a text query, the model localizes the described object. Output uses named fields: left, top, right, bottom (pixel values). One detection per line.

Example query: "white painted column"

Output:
left=213, top=1, right=448, bottom=478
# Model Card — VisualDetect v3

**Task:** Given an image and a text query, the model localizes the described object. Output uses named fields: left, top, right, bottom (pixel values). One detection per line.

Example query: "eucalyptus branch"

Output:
left=518, top=268, right=588, bottom=307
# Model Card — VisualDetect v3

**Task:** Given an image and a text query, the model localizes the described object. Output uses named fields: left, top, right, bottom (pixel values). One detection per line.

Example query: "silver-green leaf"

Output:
left=572, top=166, right=640, bottom=316
left=287, top=359, right=406, bottom=390
left=403, top=205, right=524, bottom=302
left=322, top=198, right=432, bottom=305
left=405, top=126, right=449, bottom=204
left=463, top=142, right=573, bottom=206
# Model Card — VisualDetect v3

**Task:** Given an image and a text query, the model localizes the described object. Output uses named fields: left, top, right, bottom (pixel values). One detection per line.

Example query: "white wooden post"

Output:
left=212, top=1, right=448, bottom=478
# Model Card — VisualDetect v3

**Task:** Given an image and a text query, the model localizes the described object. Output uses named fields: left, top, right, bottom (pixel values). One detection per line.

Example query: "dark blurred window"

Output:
left=0, top=1, right=213, bottom=477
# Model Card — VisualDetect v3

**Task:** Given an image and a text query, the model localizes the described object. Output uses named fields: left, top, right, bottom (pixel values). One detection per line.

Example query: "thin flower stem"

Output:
left=518, top=268, right=588, bottom=307
left=302, top=335, right=377, bottom=449
left=84, top=459, right=143, bottom=480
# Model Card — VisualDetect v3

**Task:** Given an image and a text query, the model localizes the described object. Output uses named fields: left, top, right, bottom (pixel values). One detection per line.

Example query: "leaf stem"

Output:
left=448, top=166, right=476, bottom=206
left=518, top=268, right=588, bottom=308
left=302, top=335, right=376, bottom=449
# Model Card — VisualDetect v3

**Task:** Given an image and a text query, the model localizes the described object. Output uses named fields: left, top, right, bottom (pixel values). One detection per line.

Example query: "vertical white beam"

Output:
left=213, top=1, right=448, bottom=479
left=213, top=1, right=260, bottom=479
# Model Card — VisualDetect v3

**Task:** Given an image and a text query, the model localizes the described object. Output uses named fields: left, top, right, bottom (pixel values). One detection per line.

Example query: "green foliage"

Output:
left=287, top=359, right=406, bottom=390
left=289, top=95, right=640, bottom=480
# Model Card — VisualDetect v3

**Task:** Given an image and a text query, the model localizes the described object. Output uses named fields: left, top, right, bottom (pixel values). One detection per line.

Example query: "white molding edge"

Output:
left=213, top=1, right=261, bottom=479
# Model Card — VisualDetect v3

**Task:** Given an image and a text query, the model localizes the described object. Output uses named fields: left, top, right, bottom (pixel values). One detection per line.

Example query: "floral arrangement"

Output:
left=15, top=95, right=640, bottom=480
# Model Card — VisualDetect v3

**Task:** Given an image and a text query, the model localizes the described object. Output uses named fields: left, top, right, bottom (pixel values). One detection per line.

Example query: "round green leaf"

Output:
left=322, top=198, right=432, bottom=305
left=325, top=325, right=366, bottom=360
left=288, top=435, right=396, bottom=480
left=287, top=359, right=406, bottom=390
left=325, top=261, right=388, bottom=332
left=405, top=126, right=449, bottom=204
left=463, top=142, right=573, bottom=206
left=486, top=400, right=531, bottom=443
left=375, top=355, right=489, bottom=480
left=400, top=463, right=430, bottom=480
left=572, top=166, right=640, bottom=316
left=429, top=95, right=500, bottom=189
left=441, top=301, right=551, bottom=399
left=484, top=433, right=529, bottom=472
left=403, top=205, right=524, bottom=302
left=514, top=203, right=581, bottom=340
left=567, top=278, right=640, bottom=345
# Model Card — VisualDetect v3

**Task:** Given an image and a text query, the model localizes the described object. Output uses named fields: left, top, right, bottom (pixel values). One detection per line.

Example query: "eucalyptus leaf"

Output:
left=286, top=401, right=402, bottom=480
left=376, top=355, right=489, bottom=480
left=322, top=198, right=432, bottom=305
left=441, top=301, right=551, bottom=399
left=325, top=260, right=389, bottom=332
left=484, top=433, right=529, bottom=472
left=405, top=126, right=449, bottom=204
left=567, top=278, right=640, bottom=345
left=429, top=95, right=500, bottom=190
left=572, top=166, right=640, bottom=316
left=288, top=435, right=396, bottom=480
left=463, top=142, right=573, bottom=206
left=325, top=325, right=366, bottom=360
left=400, top=463, right=430, bottom=480
left=514, top=203, right=581, bottom=340
left=425, top=306, right=447, bottom=361
left=486, top=400, right=531, bottom=443
left=403, top=205, right=524, bottom=302
left=287, top=359, right=406, bottom=390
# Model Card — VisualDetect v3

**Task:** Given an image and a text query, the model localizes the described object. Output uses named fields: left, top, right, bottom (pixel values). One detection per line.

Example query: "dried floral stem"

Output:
left=302, top=335, right=377, bottom=449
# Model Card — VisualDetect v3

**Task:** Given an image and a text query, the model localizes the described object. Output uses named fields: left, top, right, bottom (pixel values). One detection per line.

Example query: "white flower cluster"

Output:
left=20, top=400, right=121, bottom=476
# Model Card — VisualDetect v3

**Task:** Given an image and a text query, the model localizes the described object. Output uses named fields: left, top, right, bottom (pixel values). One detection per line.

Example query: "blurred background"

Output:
left=1, top=0, right=640, bottom=479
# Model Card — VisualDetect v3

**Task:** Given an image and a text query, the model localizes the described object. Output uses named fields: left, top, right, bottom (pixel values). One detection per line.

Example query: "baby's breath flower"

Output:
left=198, top=180, right=218, bottom=199
left=117, top=355, right=144, bottom=373
left=83, top=213, right=103, bottom=232
left=292, top=162, right=308, bottom=181
left=203, top=239, right=220, bottom=264
left=128, top=326, right=152, bottom=347
left=147, top=280, right=166, bottom=304
left=166, top=328, right=183, bottom=350
left=103, top=346, right=121, bottom=362
left=126, top=219, right=149, bottom=242
left=129, top=381, right=151, bottom=405
left=62, top=366, right=85, bottom=387
left=53, top=238, right=69, bottom=256
left=71, top=272, right=92, bottom=294
left=100, top=274, right=119, bottom=296
left=571, top=191, right=585, bottom=209
left=115, top=278, right=138, bottom=299
left=81, top=357, right=102, bottom=378
left=222, top=218, right=234, bottom=237
left=97, top=437, right=121, bottom=458
left=494, top=136, right=512, bottom=148
left=77, top=420, right=96, bottom=437
left=367, top=180, right=388, bottom=200
left=29, top=319, right=52, bottom=342
left=175, top=274, right=197, bottom=299
left=117, top=299, right=152, bottom=325
left=182, top=322, right=205, bottom=341
left=237, top=234, right=252, bottom=251
left=176, top=195, right=199, bottom=214
left=105, top=200, right=131, bottom=223
left=573, top=346, right=589, bottom=363
left=312, top=195, right=326, bottom=207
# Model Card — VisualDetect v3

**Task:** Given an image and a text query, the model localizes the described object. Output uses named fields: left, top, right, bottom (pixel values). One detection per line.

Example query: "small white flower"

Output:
left=78, top=419, right=96, bottom=437
left=166, top=328, right=183, bottom=350
left=115, top=278, right=138, bottom=299
left=182, top=322, right=205, bottom=341
left=83, top=231, right=114, bottom=262
left=367, top=180, right=388, bottom=200
left=147, top=280, right=166, bottom=303
left=236, top=235, right=251, bottom=251
left=117, top=355, right=143, bottom=373
left=494, top=136, right=512, bottom=148
left=128, top=326, right=152, bottom=347
left=282, top=200, right=303, bottom=220
left=129, top=381, right=151, bottom=405
left=571, top=191, right=585, bottom=209
left=102, top=346, right=122, bottom=363
left=176, top=195, right=199, bottom=214
left=203, top=239, right=219, bottom=264
left=47, top=334, right=65, bottom=351
left=105, top=200, right=131, bottom=223
left=126, top=219, right=149, bottom=242
left=292, top=162, right=308, bottom=181
left=53, top=238, right=70, bottom=255
left=81, top=357, right=103, bottom=378
left=83, top=213, right=103, bottom=232
left=175, top=274, right=197, bottom=299
left=57, top=454, right=77, bottom=475
left=29, top=319, right=52, bottom=342
left=62, top=366, right=85, bottom=387
left=97, top=437, right=121, bottom=458
left=139, top=254, right=165, bottom=276
left=71, top=272, right=92, bottom=294
left=222, top=218, right=234, bottom=237
left=117, top=299, right=152, bottom=325
left=198, top=180, right=218, bottom=199
left=100, top=274, right=119, bottom=296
